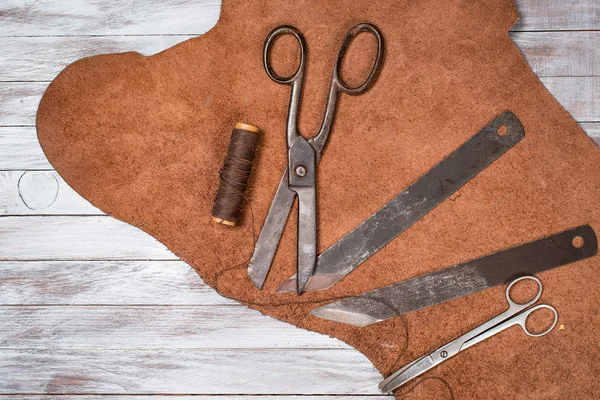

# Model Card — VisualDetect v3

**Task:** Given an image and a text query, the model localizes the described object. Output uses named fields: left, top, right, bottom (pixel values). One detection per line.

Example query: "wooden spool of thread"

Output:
left=212, top=123, right=260, bottom=227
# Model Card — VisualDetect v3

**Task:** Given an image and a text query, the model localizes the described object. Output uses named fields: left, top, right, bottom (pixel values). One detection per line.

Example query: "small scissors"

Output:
left=248, top=23, right=384, bottom=294
left=379, top=276, right=559, bottom=393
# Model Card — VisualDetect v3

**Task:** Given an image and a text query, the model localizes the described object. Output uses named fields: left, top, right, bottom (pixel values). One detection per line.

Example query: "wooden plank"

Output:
left=0, top=306, right=349, bottom=350
left=0, top=217, right=176, bottom=261
left=0, top=171, right=101, bottom=215
left=0, top=36, right=194, bottom=81
left=0, top=82, right=47, bottom=126
left=2, top=78, right=599, bottom=127
left=0, top=0, right=598, bottom=35
left=580, top=122, right=600, bottom=147
left=513, top=0, right=600, bottom=31
left=0, top=0, right=220, bottom=36
left=510, top=32, right=600, bottom=77
left=0, top=261, right=232, bottom=306
left=540, top=77, right=600, bottom=122
left=0, top=349, right=382, bottom=395
left=1, top=32, right=599, bottom=82
left=0, top=397, right=391, bottom=400
left=0, top=128, right=51, bottom=170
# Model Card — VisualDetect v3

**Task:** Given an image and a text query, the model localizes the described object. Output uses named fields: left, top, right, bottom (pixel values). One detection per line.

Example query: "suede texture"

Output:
left=36, top=0, right=600, bottom=398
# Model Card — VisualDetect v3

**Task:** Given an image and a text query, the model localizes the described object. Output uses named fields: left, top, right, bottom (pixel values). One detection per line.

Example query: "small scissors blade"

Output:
left=293, top=185, right=317, bottom=293
left=379, top=355, right=437, bottom=394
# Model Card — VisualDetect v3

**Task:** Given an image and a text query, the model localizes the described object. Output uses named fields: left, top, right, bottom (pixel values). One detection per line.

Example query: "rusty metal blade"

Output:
left=248, top=171, right=296, bottom=289
left=278, top=111, right=525, bottom=292
left=294, top=186, right=318, bottom=293
left=311, top=225, right=598, bottom=326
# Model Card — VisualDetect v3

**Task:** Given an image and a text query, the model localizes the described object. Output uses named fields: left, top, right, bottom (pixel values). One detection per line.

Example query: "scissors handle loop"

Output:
left=505, top=275, right=543, bottom=309
left=263, top=26, right=307, bottom=85
left=464, top=276, right=557, bottom=349
left=504, top=276, right=558, bottom=337
left=333, top=23, right=384, bottom=95
left=515, top=304, right=559, bottom=337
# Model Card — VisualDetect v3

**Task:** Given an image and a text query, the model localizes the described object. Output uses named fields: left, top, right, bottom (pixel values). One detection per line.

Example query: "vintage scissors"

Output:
left=248, top=23, right=384, bottom=293
left=379, top=276, right=558, bottom=393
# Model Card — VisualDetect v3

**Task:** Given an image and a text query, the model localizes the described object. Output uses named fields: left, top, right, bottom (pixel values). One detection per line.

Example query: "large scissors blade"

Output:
left=293, top=185, right=318, bottom=293
left=248, top=137, right=324, bottom=289
left=248, top=170, right=297, bottom=288
left=310, top=225, right=597, bottom=326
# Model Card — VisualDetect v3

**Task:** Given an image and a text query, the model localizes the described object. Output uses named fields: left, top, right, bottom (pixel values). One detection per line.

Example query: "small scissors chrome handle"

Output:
left=458, top=277, right=558, bottom=350
left=379, top=276, right=559, bottom=394
left=494, top=276, right=558, bottom=338
left=263, top=23, right=384, bottom=153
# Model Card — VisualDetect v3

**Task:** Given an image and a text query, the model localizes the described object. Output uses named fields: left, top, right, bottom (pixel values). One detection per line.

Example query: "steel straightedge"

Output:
left=312, top=225, right=598, bottom=326
left=278, top=111, right=525, bottom=292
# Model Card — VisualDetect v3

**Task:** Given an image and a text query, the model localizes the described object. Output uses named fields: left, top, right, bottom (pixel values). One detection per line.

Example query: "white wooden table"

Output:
left=0, top=1, right=598, bottom=398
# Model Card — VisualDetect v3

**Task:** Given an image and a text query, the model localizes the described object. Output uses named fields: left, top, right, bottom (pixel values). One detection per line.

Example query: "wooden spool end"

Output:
left=235, top=122, right=260, bottom=133
left=212, top=216, right=236, bottom=227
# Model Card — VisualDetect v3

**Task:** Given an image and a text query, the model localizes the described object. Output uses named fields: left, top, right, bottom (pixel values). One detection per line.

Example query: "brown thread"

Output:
left=212, top=123, right=260, bottom=226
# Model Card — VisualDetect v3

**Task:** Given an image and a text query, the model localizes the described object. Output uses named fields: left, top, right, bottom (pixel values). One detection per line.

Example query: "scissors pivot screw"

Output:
left=440, top=351, right=448, bottom=358
left=294, top=166, right=307, bottom=178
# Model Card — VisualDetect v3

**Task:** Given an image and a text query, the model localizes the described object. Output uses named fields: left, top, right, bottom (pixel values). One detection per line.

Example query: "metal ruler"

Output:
left=311, top=225, right=598, bottom=326
left=278, top=111, right=525, bottom=292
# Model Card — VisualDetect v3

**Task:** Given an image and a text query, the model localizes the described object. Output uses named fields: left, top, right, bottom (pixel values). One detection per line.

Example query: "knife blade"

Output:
left=278, top=111, right=525, bottom=292
left=311, top=225, right=598, bottom=326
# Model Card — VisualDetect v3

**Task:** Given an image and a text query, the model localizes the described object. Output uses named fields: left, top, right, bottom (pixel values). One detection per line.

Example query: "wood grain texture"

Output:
left=0, top=0, right=221, bottom=36
left=0, top=349, right=382, bottom=395
left=0, top=171, right=101, bottom=215
left=0, top=306, right=349, bottom=349
left=0, top=36, right=194, bottom=81
left=2, top=78, right=598, bottom=127
left=0, top=32, right=598, bottom=82
left=510, top=32, right=600, bottom=77
left=0, top=217, right=175, bottom=260
left=0, top=0, right=597, bottom=36
left=580, top=122, right=600, bottom=146
left=0, top=128, right=51, bottom=170
left=513, top=0, right=600, bottom=31
left=0, top=261, right=229, bottom=306
left=0, top=397, right=391, bottom=400
left=0, top=82, right=47, bottom=126
left=541, top=77, right=600, bottom=122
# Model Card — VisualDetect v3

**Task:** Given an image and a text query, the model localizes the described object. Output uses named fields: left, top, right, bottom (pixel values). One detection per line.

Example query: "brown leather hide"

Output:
left=36, top=0, right=600, bottom=398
